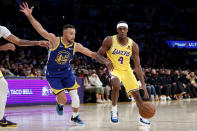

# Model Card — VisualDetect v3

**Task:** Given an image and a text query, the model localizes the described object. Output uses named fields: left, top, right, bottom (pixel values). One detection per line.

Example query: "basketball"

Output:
left=139, top=103, right=155, bottom=119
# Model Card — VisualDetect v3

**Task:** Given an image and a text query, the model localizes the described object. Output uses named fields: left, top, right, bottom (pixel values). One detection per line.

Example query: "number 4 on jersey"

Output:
left=118, top=57, right=123, bottom=64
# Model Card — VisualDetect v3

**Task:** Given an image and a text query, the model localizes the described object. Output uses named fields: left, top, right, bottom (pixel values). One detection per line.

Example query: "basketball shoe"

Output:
left=56, top=103, right=64, bottom=115
left=111, top=111, right=118, bottom=123
left=139, top=117, right=150, bottom=127
left=71, top=115, right=84, bottom=125
left=0, top=116, right=17, bottom=127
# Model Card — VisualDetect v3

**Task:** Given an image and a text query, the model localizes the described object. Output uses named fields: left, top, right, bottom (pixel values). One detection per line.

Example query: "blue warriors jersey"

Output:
left=46, top=37, right=76, bottom=77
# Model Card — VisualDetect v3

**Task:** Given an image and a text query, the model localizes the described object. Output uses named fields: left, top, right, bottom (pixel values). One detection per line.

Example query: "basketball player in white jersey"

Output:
left=0, top=25, right=49, bottom=127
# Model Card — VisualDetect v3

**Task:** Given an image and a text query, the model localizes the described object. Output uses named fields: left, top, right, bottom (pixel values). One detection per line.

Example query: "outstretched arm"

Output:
left=75, top=43, right=96, bottom=58
left=132, top=42, right=149, bottom=99
left=6, top=34, right=49, bottom=48
left=20, top=2, right=57, bottom=48
left=0, top=25, right=48, bottom=48
left=96, top=36, right=113, bottom=71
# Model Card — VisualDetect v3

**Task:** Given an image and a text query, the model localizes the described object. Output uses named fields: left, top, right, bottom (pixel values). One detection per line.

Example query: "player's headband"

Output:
left=117, top=23, right=128, bottom=29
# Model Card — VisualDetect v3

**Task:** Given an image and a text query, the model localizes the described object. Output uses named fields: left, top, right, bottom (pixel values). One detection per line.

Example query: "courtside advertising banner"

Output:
left=6, top=78, right=84, bottom=105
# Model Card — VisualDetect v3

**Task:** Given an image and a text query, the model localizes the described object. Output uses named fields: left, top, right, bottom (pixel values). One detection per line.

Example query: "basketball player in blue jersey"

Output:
left=96, top=21, right=153, bottom=126
left=20, top=3, right=99, bottom=125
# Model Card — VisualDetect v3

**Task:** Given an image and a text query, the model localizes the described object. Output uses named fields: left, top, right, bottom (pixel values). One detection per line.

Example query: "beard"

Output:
left=68, top=39, right=74, bottom=43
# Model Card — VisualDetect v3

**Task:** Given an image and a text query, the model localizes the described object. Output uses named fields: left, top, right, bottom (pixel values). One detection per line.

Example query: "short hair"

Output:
left=63, top=24, right=75, bottom=31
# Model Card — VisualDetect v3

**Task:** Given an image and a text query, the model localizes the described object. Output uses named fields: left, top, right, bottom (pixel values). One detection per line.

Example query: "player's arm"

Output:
left=6, top=34, right=49, bottom=48
left=0, top=25, right=49, bottom=48
left=96, top=36, right=113, bottom=71
left=132, top=42, right=149, bottom=98
left=20, top=2, right=57, bottom=48
left=75, top=43, right=96, bottom=59
left=0, top=43, right=15, bottom=51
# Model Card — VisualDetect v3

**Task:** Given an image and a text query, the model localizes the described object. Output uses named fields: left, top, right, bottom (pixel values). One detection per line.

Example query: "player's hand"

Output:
left=140, top=83, right=149, bottom=99
left=1, top=43, right=16, bottom=51
left=36, top=41, right=49, bottom=48
left=105, top=59, right=113, bottom=71
left=19, top=2, right=34, bottom=17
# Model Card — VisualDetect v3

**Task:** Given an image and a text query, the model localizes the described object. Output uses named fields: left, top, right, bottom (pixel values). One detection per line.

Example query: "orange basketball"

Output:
left=139, top=103, right=155, bottom=119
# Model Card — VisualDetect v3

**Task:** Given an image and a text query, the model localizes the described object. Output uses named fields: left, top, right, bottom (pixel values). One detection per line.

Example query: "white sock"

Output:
left=59, top=104, right=64, bottom=107
left=0, top=77, right=8, bottom=120
left=72, top=112, right=79, bottom=118
left=112, top=105, right=117, bottom=112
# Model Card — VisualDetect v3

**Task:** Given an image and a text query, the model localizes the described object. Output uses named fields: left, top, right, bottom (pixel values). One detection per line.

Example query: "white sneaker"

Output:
left=97, top=99, right=102, bottom=103
left=102, top=99, right=107, bottom=103
left=139, top=117, right=150, bottom=127
left=166, top=96, right=171, bottom=100
left=160, top=95, right=166, bottom=101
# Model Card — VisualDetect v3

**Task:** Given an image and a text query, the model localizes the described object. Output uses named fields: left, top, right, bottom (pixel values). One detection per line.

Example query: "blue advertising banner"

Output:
left=166, top=40, right=197, bottom=49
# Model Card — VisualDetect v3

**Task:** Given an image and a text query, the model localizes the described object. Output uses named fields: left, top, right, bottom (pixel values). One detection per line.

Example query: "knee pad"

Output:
left=69, top=90, right=80, bottom=108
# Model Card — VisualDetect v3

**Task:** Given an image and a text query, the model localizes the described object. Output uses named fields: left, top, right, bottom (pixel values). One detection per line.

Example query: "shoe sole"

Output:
left=0, top=125, right=18, bottom=128
left=71, top=121, right=85, bottom=126
left=110, top=120, right=119, bottom=124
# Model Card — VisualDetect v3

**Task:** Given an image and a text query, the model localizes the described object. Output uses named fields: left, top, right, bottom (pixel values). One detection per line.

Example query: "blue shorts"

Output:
left=46, top=71, right=79, bottom=95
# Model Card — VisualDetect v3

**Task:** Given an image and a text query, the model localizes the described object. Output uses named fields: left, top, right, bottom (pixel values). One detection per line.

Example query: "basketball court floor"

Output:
left=1, top=99, right=197, bottom=131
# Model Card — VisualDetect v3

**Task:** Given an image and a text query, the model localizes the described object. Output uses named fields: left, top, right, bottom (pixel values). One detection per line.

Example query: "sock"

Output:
left=111, top=105, right=117, bottom=112
left=72, top=112, right=79, bottom=118
left=59, top=104, right=64, bottom=107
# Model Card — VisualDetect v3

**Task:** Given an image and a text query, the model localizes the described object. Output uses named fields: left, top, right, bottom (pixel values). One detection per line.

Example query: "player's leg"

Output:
left=0, top=77, right=17, bottom=127
left=55, top=91, right=67, bottom=115
left=62, top=72, right=84, bottom=125
left=122, top=70, right=151, bottom=126
left=47, top=77, right=66, bottom=115
left=130, top=90, right=151, bottom=127
left=110, top=76, right=121, bottom=123
left=68, top=88, right=84, bottom=125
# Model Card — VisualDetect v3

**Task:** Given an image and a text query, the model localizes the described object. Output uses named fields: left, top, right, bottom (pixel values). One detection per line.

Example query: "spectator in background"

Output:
left=159, top=69, right=171, bottom=100
left=98, top=68, right=111, bottom=102
left=151, top=69, right=162, bottom=100
left=164, top=69, right=172, bottom=100
left=171, top=70, right=186, bottom=100
left=187, top=71, right=197, bottom=98
left=180, top=70, right=192, bottom=98
left=34, top=69, right=42, bottom=77
left=145, top=69, right=158, bottom=101
left=89, top=70, right=104, bottom=103
left=189, top=72, right=197, bottom=94
left=84, top=69, right=96, bottom=103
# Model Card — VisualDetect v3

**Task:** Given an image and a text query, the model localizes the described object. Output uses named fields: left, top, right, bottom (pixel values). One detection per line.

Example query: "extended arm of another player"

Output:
left=6, top=34, right=49, bottom=47
left=75, top=43, right=96, bottom=59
